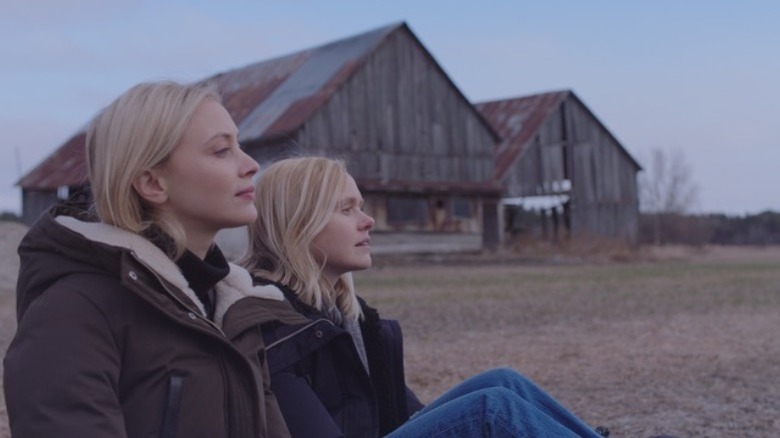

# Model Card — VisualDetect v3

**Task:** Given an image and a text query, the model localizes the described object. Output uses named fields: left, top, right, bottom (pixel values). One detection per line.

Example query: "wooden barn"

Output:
left=475, top=90, right=642, bottom=245
left=17, top=22, right=502, bottom=256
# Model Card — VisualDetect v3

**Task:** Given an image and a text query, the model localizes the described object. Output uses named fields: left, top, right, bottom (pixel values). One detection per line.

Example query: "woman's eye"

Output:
left=215, top=146, right=231, bottom=156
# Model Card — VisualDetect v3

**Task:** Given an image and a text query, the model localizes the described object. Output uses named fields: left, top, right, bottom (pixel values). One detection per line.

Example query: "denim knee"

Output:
left=475, top=387, right=518, bottom=416
left=485, top=367, right=525, bottom=383
left=473, top=387, right=523, bottom=434
left=481, top=367, right=536, bottom=391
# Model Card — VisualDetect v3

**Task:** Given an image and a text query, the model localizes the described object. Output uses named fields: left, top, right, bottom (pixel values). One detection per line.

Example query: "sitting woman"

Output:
left=4, top=81, right=289, bottom=437
left=240, top=156, right=606, bottom=437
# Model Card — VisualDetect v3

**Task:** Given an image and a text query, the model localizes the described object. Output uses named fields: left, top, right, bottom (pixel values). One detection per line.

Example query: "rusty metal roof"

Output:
left=476, top=90, right=569, bottom=181
left=207, top=22, right=401, bottom=141
left=476, top=90, right=641, bottom=181
left=19, top=22, right=404, bottom=189
left=17, top=131, right=88, bottom=189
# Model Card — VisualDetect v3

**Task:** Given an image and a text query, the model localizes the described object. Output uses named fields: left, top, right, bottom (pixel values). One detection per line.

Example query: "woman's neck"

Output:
left=320, top=267, right=342, bottom=288
left=184, top=230, right=217, bottom=259
left=187, top=241, right=212, bottom=259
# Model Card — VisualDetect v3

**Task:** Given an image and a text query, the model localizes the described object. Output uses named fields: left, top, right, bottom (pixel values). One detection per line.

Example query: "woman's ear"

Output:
left=132, top=169, right=168, bottom=205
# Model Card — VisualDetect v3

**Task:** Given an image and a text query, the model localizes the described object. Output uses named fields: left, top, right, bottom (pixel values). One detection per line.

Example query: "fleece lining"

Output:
left=56, top=216, right=283, bottom=328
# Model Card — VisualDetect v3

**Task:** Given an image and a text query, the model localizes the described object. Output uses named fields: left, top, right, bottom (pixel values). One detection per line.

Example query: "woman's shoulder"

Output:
left=240, top=275, right=315, bottom=324
left=14, top=270, right=137, bottom=341
left=251, top=276, right=319, bottom=315
left=356, top=295, right=386, bottom=326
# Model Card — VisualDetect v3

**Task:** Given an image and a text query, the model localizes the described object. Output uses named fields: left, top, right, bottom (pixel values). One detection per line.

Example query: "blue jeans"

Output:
left=386, top=368, right=602, bottom=437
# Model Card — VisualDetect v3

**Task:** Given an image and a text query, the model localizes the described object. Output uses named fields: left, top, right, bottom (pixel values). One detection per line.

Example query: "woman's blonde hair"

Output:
left=240, top=156, right=362, bottom=322
left=85, top=80, right=220, bottom=259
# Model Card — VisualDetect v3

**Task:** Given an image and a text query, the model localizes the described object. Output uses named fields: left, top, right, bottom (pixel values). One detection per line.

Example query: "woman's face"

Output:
left=156, top=98, right=259, bottom=250
left=311, top=174, right=375, bottom=284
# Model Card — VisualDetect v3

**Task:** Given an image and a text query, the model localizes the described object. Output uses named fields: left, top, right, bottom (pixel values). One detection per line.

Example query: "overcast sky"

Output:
left=1, top=1, right=778, bottom=216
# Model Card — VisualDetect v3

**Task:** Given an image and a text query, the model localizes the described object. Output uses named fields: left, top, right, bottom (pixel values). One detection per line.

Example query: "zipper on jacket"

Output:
left=128, top=252, right=262, bottom=437
left=218, top=355, right=232, bottom=438
left=265, top=318, right=335, bottom=350
left=160, top=374, right=185, bottom=438
left=129, top=251, right=225, bottom=335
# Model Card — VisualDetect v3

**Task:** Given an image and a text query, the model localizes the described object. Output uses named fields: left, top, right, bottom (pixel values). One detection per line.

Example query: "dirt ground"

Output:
left=1, top=220, right=779, bottom=437
left=359, top=245, right=780, bottom=437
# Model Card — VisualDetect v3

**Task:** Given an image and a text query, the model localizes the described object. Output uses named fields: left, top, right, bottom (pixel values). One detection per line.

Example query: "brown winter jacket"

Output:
left=3, top=207, right=292, bottom=438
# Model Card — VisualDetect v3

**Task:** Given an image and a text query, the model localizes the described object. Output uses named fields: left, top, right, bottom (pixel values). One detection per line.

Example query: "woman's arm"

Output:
left=270, top=369, right=344, bottom=438
left=4, top=282, right=126, bottom=438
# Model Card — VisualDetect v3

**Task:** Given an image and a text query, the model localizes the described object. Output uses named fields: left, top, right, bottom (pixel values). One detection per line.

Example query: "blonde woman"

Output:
left=241, top=156, right=608, bottom=437
left=4, top=81, right=290, bottom=438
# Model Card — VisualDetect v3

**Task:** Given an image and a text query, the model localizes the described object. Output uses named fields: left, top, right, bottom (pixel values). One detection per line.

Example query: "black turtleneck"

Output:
left=176, top=246, right=230, bottom=320
left=144, top=227, right=230, bottom=320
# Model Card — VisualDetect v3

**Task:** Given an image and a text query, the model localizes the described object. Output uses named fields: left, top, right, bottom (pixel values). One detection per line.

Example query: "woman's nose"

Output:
left=361, top=211, right=375, bottom=230
left=241, top=150, right=260, bottom=177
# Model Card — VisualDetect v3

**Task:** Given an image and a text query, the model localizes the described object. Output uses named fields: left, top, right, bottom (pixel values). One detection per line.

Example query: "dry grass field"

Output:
left=2, top=220, right=780, bottom=437
left=359, top=246, right=780, bottom=437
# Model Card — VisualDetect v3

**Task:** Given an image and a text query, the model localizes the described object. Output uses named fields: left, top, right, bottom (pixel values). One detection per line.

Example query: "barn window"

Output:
left=387, top=196, right=428, bottom=225
left=452, top=198, right=473, bottom=219
left=57, top=186, right=69, bottom=200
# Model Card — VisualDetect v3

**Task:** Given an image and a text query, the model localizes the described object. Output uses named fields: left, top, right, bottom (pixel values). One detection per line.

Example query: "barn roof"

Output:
left=17, top=131, right=87, bottom=190
left=208, top=22, right=399, bottom=142
left=18, top=23, right=396, bottom=189
left=475, top=90, right=641, bottom=181
left=19, top=21, right=498, bottom=189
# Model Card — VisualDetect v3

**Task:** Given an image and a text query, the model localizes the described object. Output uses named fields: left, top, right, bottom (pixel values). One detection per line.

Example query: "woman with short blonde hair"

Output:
left=86, top=81, right=219, bottom=258
left=4, top=80, right=290, bottom=438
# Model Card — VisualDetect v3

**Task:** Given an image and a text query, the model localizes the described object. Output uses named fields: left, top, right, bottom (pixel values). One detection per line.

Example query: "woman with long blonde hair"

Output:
left=241, top=156, right=610, bottom=437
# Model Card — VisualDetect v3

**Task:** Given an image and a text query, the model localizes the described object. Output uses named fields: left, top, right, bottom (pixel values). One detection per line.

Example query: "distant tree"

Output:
left=0, top=211, right=22, bottom=223
left=640, top=147, right=698, bottom=214
left=709, top=210, right=780, bottom=245
left=639, top=147, right=699, bottom=245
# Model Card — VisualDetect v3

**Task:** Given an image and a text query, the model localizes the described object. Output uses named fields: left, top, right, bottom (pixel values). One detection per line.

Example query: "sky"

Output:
left=1, top=1, right=778, bottom=216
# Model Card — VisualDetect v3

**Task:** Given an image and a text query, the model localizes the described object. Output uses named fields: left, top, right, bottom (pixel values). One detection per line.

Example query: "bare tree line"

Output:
left=639, top=147, right=779, bottom=246
left=639, top=147, right=699, bottom=245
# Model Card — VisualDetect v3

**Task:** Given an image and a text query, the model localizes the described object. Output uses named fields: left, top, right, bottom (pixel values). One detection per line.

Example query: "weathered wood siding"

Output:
left=297, top=30, right=494, bottom=184
left=21, top=189, right=59, bottom=224
left=292, top=28, right=497, bottom=248
left=509, top=96, right=639, bottom=243
left=565, top=99, right=639, bottom=242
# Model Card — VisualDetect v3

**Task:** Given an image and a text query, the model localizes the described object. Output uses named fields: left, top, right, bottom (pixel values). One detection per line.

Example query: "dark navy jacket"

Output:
left=255, top=281, right=424, bottom=437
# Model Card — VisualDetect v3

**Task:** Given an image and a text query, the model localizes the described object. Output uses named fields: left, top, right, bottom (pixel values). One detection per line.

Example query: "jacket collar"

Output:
left=56, top=216, right=284, bottom=328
